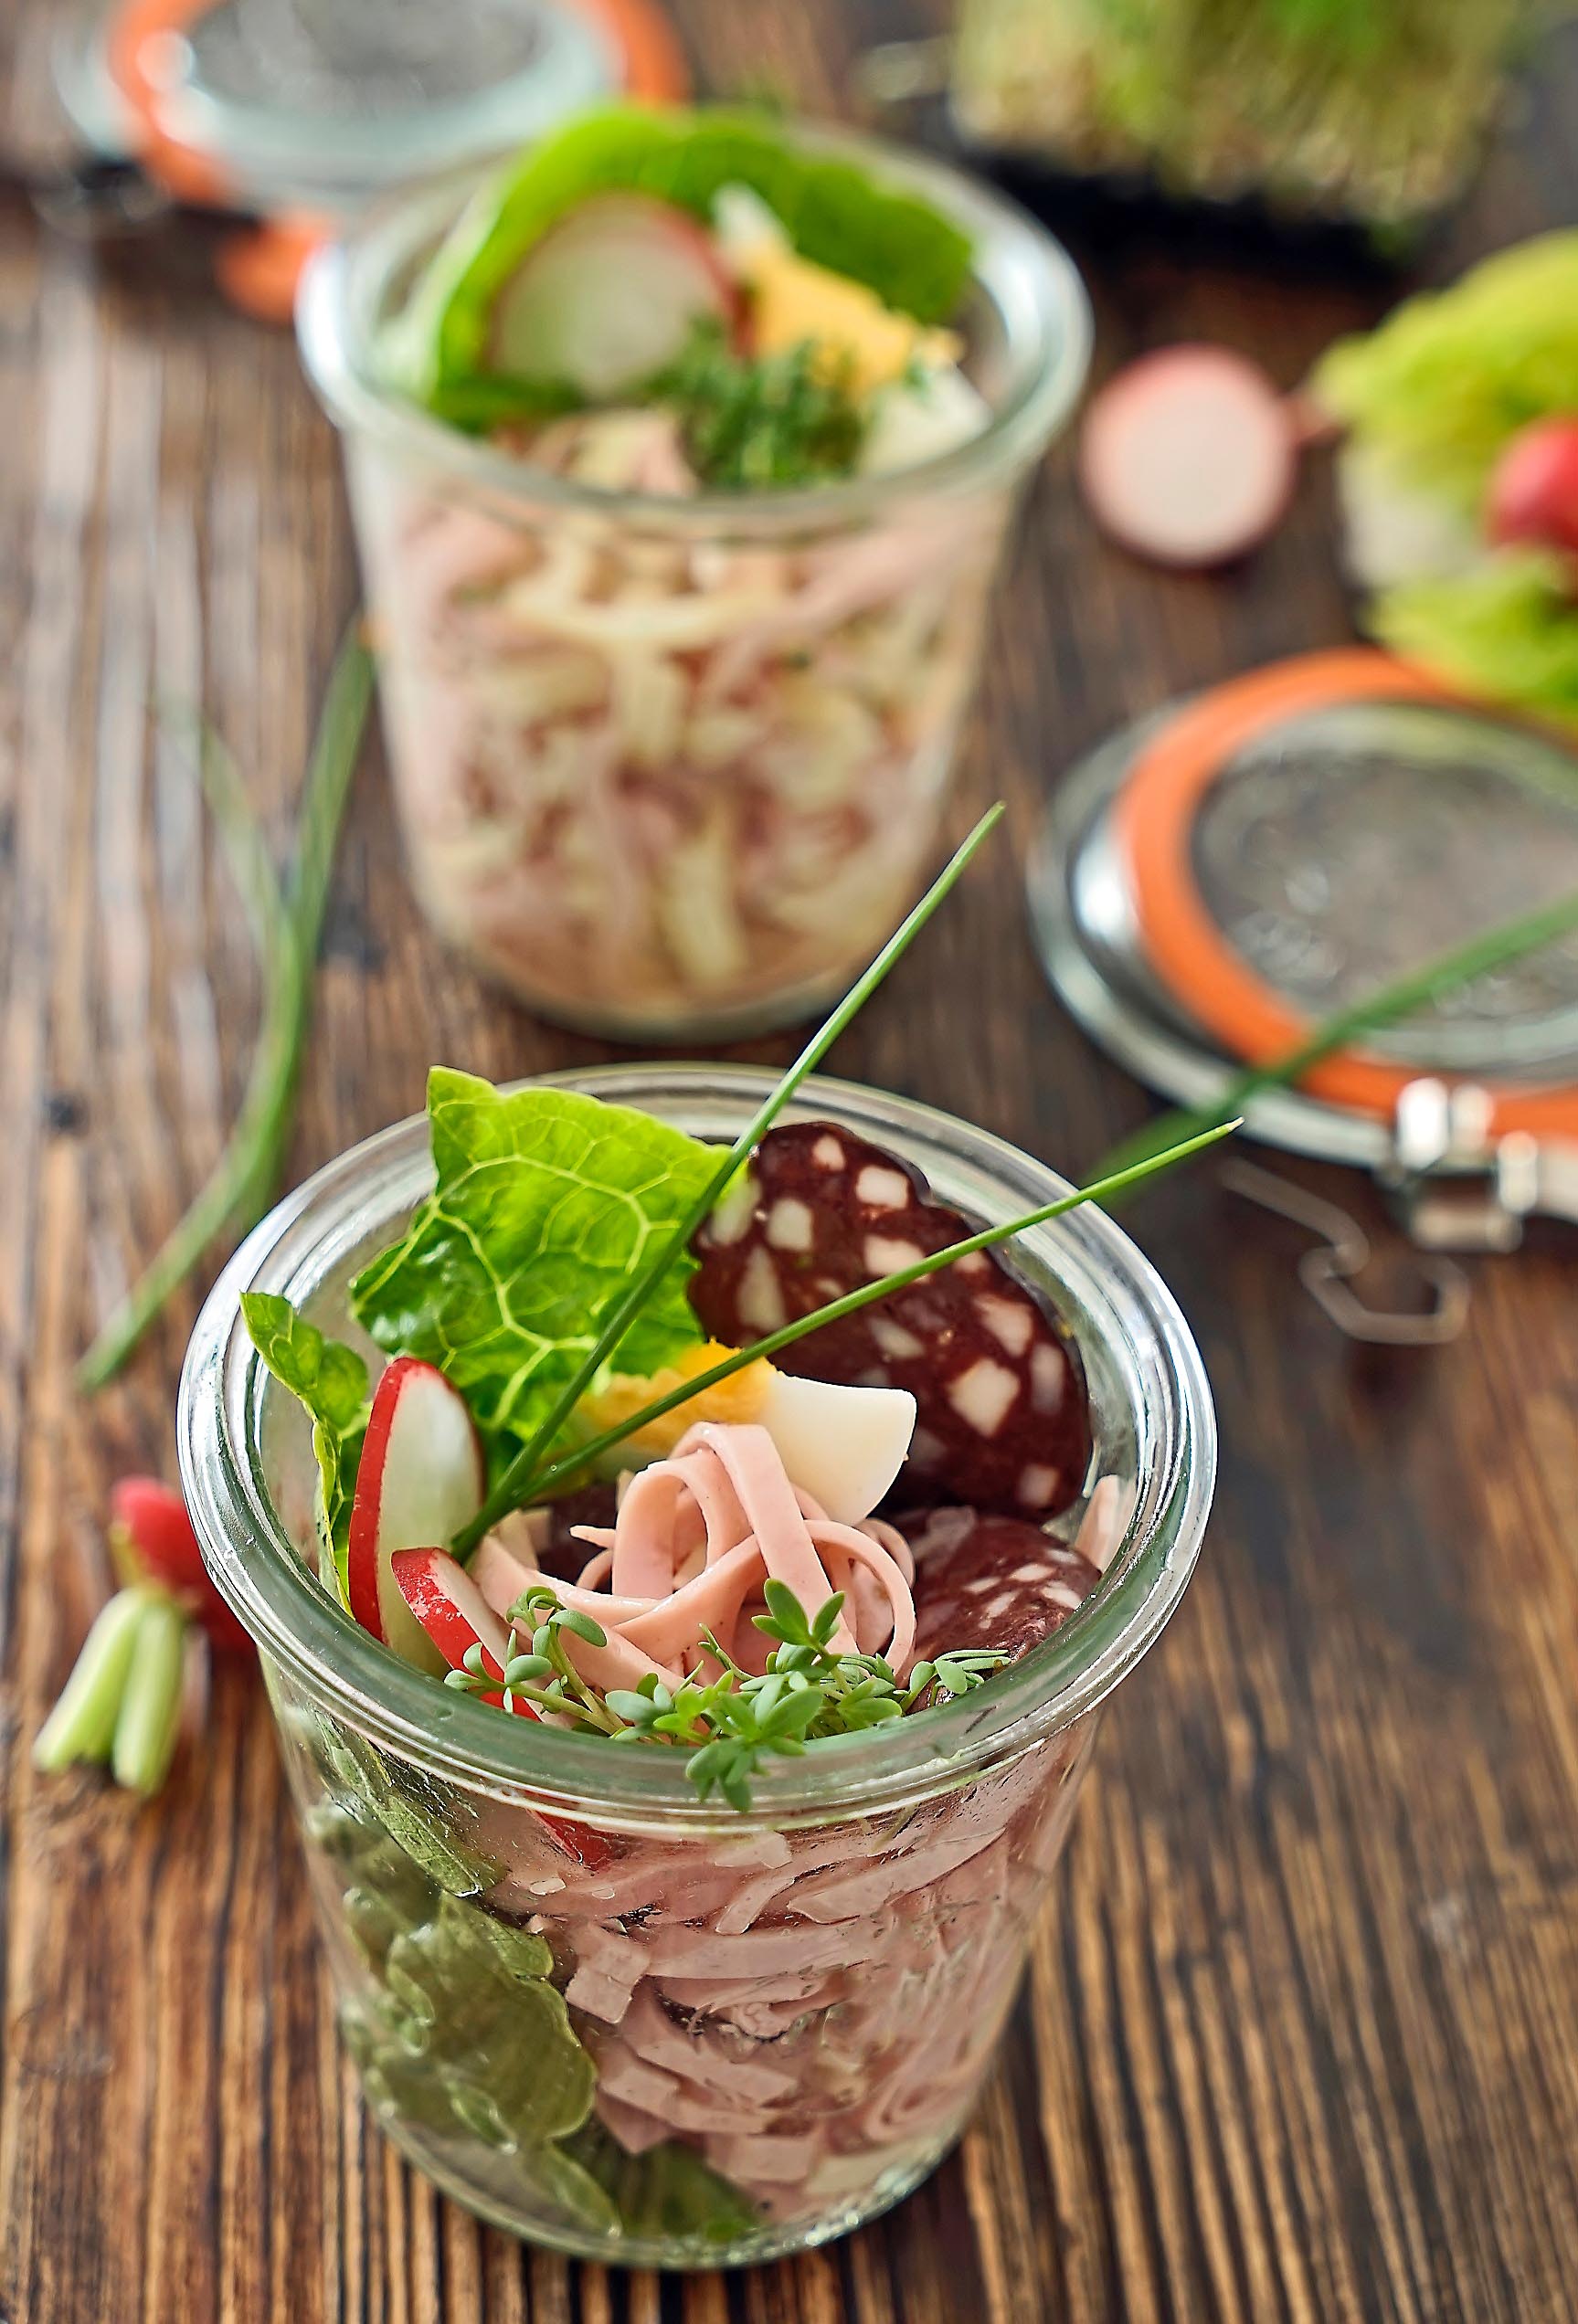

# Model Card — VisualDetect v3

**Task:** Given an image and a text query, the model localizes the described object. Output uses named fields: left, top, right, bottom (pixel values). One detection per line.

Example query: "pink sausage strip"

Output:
left=474, top=1421, right=919, bottom=1690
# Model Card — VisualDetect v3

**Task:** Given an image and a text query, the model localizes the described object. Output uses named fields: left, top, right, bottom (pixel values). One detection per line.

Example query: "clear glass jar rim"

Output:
left=178, top=1067, right=1214, bottom=1828
left=293, top=117, right=1093, bottom=531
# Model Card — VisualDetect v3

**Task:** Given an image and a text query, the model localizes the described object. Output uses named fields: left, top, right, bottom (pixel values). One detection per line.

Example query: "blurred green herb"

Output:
left=78, top=627, right=371, bottom=1389
left=652, top=318, right=867, bottom=489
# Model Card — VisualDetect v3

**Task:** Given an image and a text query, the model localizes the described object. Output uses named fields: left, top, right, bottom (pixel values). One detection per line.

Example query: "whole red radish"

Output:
left=1487, top=416, right=1578, bottom=562
left=110, top=1476, right=249, bottom=1655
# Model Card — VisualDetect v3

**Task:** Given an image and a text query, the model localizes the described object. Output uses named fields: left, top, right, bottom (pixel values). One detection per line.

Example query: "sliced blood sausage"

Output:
left=689, top=1121, right=1092, bottom=1518
left=535, top=1484, right=619, bottom=1582
left=904, top=1509, right=1099, bottom=1663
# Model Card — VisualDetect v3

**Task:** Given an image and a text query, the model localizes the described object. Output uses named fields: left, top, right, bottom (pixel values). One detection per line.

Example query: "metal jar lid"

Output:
left=1029, top=650, right=1578, bottom=1239
left=55, top=0, right=683, bottom=219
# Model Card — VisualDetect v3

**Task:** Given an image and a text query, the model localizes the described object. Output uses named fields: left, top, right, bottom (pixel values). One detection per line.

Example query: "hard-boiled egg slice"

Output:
left=573, top=1347, right=915, bottom=1522
left=861, top=364, right=991, bottom=475
left=713, top=179, right=961, bottom=396
left=756, top=1370, right=916, bottom=1525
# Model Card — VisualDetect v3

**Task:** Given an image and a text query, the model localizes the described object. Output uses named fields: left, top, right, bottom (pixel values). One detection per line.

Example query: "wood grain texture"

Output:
left=2, top=4, right=1577, bottom=2319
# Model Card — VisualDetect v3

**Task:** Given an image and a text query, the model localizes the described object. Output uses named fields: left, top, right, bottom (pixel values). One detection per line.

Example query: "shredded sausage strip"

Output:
left=482, top=1422, right=916, bottom=1690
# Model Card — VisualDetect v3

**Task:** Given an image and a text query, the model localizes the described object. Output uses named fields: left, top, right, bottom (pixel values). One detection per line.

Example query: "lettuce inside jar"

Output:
left=180, top=1058, right=1214, bottom=2266
left=298, top=108, right=1089, bottom=1037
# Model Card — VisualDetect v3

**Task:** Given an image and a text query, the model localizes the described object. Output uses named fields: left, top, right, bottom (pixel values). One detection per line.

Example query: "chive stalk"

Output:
left=461, top=805, right=1006, bottom=1552
left=459, top=1116, right=1236, bottom=1533
left=1094, top=884, right=1578, bottom=1186
left=77, top=629, right=372, bottom=1389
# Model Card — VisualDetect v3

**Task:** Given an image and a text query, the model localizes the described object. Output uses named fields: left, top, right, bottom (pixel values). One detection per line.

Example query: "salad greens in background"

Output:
left=951, top=0, right=1552, bottom=237
left=388, top=103, right=973, bottom=418
left=1315, top=233, right=1578, bottom=728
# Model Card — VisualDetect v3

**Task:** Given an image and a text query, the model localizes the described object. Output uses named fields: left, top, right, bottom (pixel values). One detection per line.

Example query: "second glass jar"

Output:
left=298, top=130, right=1090, bottom=1039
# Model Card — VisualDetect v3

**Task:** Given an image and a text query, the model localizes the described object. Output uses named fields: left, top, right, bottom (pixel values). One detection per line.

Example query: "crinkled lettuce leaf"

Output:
left=322, top=1775, right=756, bottom=2245
left=387, top=104, right=974, bottom=420
left=349, top=1069, right=713, bottom=1460
left=241, top=1291, right=368, bottom=1606
left=1368, top=548, right=1578, bottom=731
left=1314, top=231, right=1578, bottom=515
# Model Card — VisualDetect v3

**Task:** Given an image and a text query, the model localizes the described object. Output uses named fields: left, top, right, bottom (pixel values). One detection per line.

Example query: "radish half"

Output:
left=1079, top=346, right=1297, bottom=568
left=490, top=195, right=739, bottom=401
left=347, top=1359, right=485, bottom=1674
left=1487, top=417, right=1578, bottom=559
left=394, top=1544, right=620, bottom=1869
left=388, top=1548, right=526, bottom=1712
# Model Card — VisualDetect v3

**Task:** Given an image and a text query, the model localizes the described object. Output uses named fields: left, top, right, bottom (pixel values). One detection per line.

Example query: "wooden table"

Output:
left=3, top=5, right=1577, bottom=2319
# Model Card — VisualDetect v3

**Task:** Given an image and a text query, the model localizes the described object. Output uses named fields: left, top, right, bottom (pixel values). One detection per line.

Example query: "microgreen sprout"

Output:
left=440, top=1585, right=625, bottom=1735
left=449, top=1574, right=1009, bottom=1811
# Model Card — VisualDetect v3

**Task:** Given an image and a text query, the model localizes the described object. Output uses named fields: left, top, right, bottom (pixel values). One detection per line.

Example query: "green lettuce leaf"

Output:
left=349, top=1069, right=713, bottom=1459
left=1368, top=548, right=1578, bottom=730
left=1314, top=232, right=1578, bottom=514
left=561, top=2116, right=760, bottom=2246
left=241, top=1291, right=368, bottom=1605
left=386, top=104, right=974, bottom=418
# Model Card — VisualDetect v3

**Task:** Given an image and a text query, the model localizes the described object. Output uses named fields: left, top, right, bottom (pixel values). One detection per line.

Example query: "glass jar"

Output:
left=178, top=1068, right=1213, bottom=2266
left=296, top=132, right=1090, bottom=1041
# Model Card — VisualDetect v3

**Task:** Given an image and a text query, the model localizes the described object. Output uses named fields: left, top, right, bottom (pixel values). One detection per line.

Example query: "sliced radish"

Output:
left=388, top=1548, right=527, bottom=1713
left=1079, top=346, right=1297, bottom=569
left=490, top=195, right=739, bottom=402
left=347, top=1359, right=485, bottom=1675
left=393, top=1545, right=620, bottom=1871
left=1487, top=416, right=1578, bottom=560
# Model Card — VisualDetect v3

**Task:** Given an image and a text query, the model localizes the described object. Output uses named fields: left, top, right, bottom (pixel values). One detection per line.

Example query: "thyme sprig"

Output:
left=444, top=1577, right=1006, bottom=1811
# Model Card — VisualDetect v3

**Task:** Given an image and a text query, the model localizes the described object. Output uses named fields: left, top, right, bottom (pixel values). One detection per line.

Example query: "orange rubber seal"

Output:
left=1115, top=649, right=1578, bottom=1140
left=106, top=0, right=689, bottom=320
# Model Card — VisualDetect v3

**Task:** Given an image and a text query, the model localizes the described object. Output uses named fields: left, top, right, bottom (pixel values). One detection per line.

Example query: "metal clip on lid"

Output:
left=1386, top=1079, right=1578, bottom=1249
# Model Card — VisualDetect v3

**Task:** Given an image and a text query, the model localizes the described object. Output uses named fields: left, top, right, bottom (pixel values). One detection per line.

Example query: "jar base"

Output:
left=436, top=929, right=861, bottom=1047
left=363, top=2097, right=964, bottom=2269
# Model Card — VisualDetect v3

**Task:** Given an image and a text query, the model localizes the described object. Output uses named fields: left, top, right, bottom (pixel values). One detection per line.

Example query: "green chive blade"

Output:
left=34, top=1587, right=153, bottom=1773
left=111, top=1597, right=190, bottom=1797
left=1095, top=885, right=1578, bottom=1184
left=454, top=803, right=1007, bottom=1557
